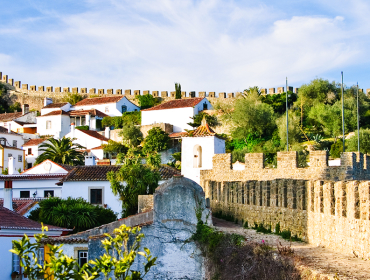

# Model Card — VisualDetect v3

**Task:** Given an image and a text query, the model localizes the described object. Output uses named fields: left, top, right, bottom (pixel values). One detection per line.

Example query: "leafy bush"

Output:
left=347, top=128, right=370, bottom=154
left=135, top=94, right=159, bottom=109
left=102, top=111, right=141, bottom=128
left=330, top=139, right=344, bottom=158
left=62, top=92, right=85, bottom=105
left=75, top=125, right=89, bottom=130
left=142, top=127, right=170, bottom=154
left=188, top=111, right=218, bottom=128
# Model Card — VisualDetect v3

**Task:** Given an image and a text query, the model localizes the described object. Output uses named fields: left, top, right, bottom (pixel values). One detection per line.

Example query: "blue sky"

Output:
left=1, top=0, right=369, bottom=93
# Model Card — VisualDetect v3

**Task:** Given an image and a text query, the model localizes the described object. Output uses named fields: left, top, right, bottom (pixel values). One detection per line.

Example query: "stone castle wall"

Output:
left=203, top=179, right=370, bottom=258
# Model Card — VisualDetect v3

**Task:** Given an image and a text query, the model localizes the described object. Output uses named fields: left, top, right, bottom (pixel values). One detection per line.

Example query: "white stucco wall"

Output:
left=0, top=149, right=24, bottom=173
left=22, top=160, right=69, bottom=175
left=0, top=180, right=63, bottom=199
left=73, top=97, right=139, bottom=117
left=0, top=132, right=24, bottom=149
left=41, top=103, right=71, bottom=116
left=181, top=136, right=225, bottom=184
left=37, top=115, right=70, bottom=139
left=64, top=129, right=108, bottom=150
left=24, top=144, right=43, bottom=168
left=62, top=181, right=122, bottom=215
left=90, top=148, right=104, bottom=159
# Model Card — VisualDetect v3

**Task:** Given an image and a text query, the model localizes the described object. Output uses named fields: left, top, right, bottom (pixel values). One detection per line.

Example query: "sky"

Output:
left=0, top=0, right=369, bottom=94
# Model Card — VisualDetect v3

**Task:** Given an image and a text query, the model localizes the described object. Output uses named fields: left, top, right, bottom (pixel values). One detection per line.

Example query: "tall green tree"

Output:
left=276, top=112, right=302, bottom=148
left=175, top=83, right=181, bottom=99
left=136, top=94, right=159, bottom=109
left=347, top=129, right=370, bottom=154
left=35, top=137, right=85, bottom=165
left=108, top=149, right=161, bottom=217
left=142, top=127, right=170, bottom=154
left=119, top=123, right=143, bottom=148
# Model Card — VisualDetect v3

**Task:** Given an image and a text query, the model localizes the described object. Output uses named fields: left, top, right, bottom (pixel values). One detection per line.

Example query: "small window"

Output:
left=18, top=155, right=22, bottom=162
left=27, top=163, right=32, bottom=169
left=28, top=148, right=32, bottom=155
left=38, top=247, right=44, bottom=266
left=8, top=153, right=12, bottom=158
left=203, top=103, right=208, bottom=110
left=44, top=190, right=54, bottom=198
left=134, top=109, right=138, bottom=111
left=20, top=191, right=30, bottom=198
left=46, top=120, right=52, bottom=129
left=12, top=247, right=20, bottom=273
left=90, top=189, right=102, bottom=204
left=78, top=250, right=88, bottom=267
left=121, top=105, right=127, bottom=113
left=105, top=107, right=109, bottom=113
left=13, top=140, right=17, bottom=147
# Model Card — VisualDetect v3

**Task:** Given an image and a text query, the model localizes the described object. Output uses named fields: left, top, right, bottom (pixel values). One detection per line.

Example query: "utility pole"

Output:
left=357, top=82, right=360, bottom=152
left=341, top=71, right=345, bottom=153
left=286, top=77, right=289, bottom=151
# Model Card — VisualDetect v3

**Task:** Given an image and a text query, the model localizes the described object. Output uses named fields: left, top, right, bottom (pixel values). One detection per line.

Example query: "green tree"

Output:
left=261, top=92, right=297, bottom=115
left=0, top=82, right=21, bottom=113
left=108, top=150, right=161, bottom=217
left=35, top=137, right=85, bottom=165
left=28, top=197, right=117, bottom=233
left=276, top=112, right=302, bottom=147
left=242, top=86, right=261, bottom=98
left=231, top=95, right=276, bottom=140
left=11, top=224, right=156, bottom=280
left=308, top=103, right=342, bottom=137
left=187, top=111, right=218, bottom=128
left=347, top=129, right=370, bottom=154
left=102, top=112, right=141, bottom=129
left=142, top=127, right=170, bottom=154
left=102, top=140, right=129, bottom=154
left=62, top=92, right=86, bottom=105
left=330, top=139, right=344, bottom=158
left=175, top=83, right=181, bottom=99
left=135, top=94, right=159, bottom=109
left=119, top=123, right=143, bottom=148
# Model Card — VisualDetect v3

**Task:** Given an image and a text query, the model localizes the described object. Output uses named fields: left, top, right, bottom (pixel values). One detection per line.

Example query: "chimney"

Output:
left=8, top=157, right=19, bottom=175
left=85, top=156, right=96, bottom=166
left=44, top=97, right=53, bottom=107
left=85, top=114, right=91, bottom=129
left=71, top=122, right=75, bottom=137
left=4, top=181, right=13, bottom=211
left=22, top=104, right=29, bottom=115
left=8, top=123, right=11, bottom=134
left=105, top=126, right=110, bottom=139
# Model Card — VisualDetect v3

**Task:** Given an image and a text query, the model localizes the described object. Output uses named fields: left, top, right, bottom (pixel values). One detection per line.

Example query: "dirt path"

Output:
left=212, top=217, right=370, bottom=280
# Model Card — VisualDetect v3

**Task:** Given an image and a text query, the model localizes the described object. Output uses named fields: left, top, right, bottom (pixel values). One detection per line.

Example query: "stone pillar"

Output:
left=219, top=92, right=226, bottom=98
left=309, top=150, right=328, bottom=167
left=161, top=91, right=168, bottom=97
left=181, top=91, right=186, bottom=98
left=170, top=91, right=176, bottom=98
left=199, top=92, right=206, bottom=97
left=277, top=87, right=284, bottom=93
left=81, top=88, right=87, bottom=94
left=269, top=88, right=275, bottom=94
left=8, top=79, right=14, bottom=86
left=277, top=151, right=298, bottom=169
left=63, top=87, right=70, bottom=93
left=116, top=89, right=122, bottom=95
left=143, top=90, right=150, bottom=95
left=124, top=89, right=131, bottom=96
left=22, top=84, right=28, bottom=90
left=260, top=88, right=267, bottom=95
left=208, top=92, right=215, bottom=97
left=107, top=89, right=113, bottom=95
left=72, top=87, right=78, bottom=93
left=15, top=81, right=21, bottom=88
left=244, top=153, right=264, bottom=169
left=55, top=87, right=61, bottom=93
left=89, top=88, right=96, bottom=94
left=2, top=74, right=8, bottom=83
left=134, top=90, right=140, bottom=96
left=46, top=86, right=53, bottom=92
left=152, top=91, right=159, bottom=97
left=98, top=89, right=104, bottom=94
left=38, top=86, right=45, bottom=91
left=227, top=92, right=234, bottom=98
left=30, top=85, right=36, bottom=91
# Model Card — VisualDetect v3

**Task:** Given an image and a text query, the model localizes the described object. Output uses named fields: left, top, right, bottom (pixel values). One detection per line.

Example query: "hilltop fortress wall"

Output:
left=201, top=150, right=370, bottom=258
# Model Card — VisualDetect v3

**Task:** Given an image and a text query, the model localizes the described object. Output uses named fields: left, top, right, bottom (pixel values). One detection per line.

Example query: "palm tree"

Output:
left=35, top=137, right=85, bottom=165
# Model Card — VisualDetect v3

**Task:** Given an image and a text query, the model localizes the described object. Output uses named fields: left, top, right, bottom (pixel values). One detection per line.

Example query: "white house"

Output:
left=0, top=104, right=37, bottom=135
left=0, top=127, right=25, bottom=173
left=37, top=110, right=71, bottom=139
left=41, top=98, right=72, bottom=116
left=73, top=96, right=140, bottom=117
left=181, top=118, right=225, bottom=184
left=23, top=138, right=48, bottom=169
left=141, top=97, right=212, bottom=133
left=64, top=124, right=109, bottom=150
left=0, top=205, right=69, bottom=280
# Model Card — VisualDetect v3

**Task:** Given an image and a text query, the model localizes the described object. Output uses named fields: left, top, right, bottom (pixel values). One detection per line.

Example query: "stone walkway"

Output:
left=212, top=217, right=370, bottom=280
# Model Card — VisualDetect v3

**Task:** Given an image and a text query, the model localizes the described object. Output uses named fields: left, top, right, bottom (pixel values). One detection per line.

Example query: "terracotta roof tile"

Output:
left=142, top=97, right=205, bottom=111
left=0, top=198, right=42, bottom=215
left=0, top=112, right=23, bottom=122
left=169, top=132, right=187, bottom=138
left=23, top=138, right=47, bottom=147
left=0, top=174, right=67, bottom=180
left=62, top=165, right=121, bottom=181
left=158, top=165, right=181, bottom=179
left=78, top=129, right=110, bottom=141
left=75, top=96, right=124, bottom=106
left=182, top=118, right=224, bottom=139
left=69, top=109, right=108, bottom=118
left=0, top=206, right=71, bottom=231
left=42, top=102, right=69, bottom=109
left=39, top=110, right=70, bottom=117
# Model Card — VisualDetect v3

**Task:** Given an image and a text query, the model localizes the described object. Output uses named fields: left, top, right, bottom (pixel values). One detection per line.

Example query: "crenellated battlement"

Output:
left=201, top=151, right=370, bottom=183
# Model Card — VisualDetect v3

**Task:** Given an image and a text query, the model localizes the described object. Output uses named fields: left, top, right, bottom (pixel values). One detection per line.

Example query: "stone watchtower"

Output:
left=181, top=118, right=226, bottom=184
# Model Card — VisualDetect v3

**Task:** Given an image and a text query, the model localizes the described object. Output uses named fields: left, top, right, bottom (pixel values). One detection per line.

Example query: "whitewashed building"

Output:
left=64, top=124, right=109, bottom=150
left=0, top=127, right=25, bottom=173
left=141, top=97, right=212, bottom=133
left=181, top=118, right=225, bottom=184
left=23, top=138, right=48, bottom=169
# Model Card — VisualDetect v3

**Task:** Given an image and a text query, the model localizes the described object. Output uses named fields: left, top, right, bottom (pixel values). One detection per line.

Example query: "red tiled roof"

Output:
left=23, top=138, right=47, bottom=147
left=0, top=174, right=67, bottom=180
left=62, top=165, right=121, bottom=181
left=0, top=112, right=23, bottom=122
left=181, top=118, right=224, bottom=139
left=69, top=109, right=108, bottom=118
left=74, top=96, right=124, bottom=106
left=78, top=129, right=110, bottom=141
left=39, top=110, right=70, bottom=117
left=142, top=97, right=205, bottom=111
left=169, top=132, right=187, bottom=138
left=42, top=102, right=69, bottom=109
left=158, top=165, right=181, bottom=179
left=91, top=146, right=103, bottom=150
left=0, top=198, right=41, bottom=215
left=0, top=206, right=71, bottom=231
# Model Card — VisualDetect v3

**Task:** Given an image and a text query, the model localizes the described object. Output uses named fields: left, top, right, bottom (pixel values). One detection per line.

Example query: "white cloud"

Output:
left=0, top=0, right=369, bottom=92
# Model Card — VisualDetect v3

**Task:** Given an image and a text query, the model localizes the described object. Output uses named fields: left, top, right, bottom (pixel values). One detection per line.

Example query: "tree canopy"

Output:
left=135, top=94, right=159, bottom=109
left=35, top=137, right=85, bottom=165
left=188, top=111, right=218, bottom=128
left=142, top=127, right=170, bottom=154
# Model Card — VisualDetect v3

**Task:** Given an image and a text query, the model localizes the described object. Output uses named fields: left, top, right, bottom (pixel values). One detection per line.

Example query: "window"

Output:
left=13, top=140, right=17, bottom=147
left=203, top=103, right=208, bottom=110
left=28, top=148, right=32, bottom=155
left=20, top=191, right=30, bottom=198
left=90, top=189, right=102, bottom=204
left=78, top=250, right=88, bottom=267
left=37, top=247, right=44, bottom=266
left=193, top=145, right=202, bottom=168
left=44, top=190, right=54, bottom=197
left=18, top=155, right=22, bottom=162
left=46, top=120, right=52, bottom=129
left=105, top=107, right=109, bottom=113
left=12, top=248, right=20, bottom=273
left=121, top=105, right=127, bottom=113
left=27, top=163, right=32, bottom=169
left=8, top=153, right=12, bottom=158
